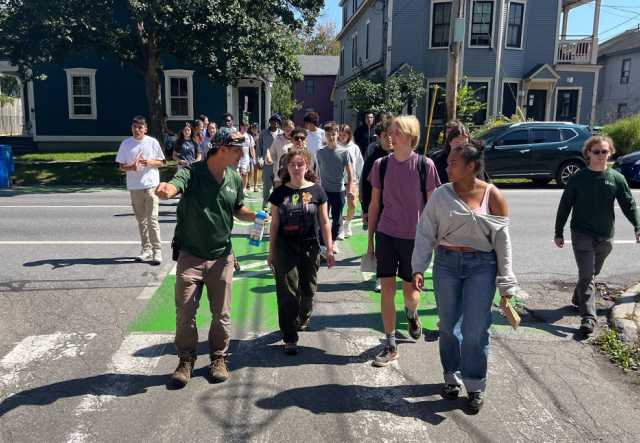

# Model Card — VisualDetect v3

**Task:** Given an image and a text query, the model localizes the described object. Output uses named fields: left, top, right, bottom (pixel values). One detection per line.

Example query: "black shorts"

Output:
left=375, top=231, right=415, bottom=282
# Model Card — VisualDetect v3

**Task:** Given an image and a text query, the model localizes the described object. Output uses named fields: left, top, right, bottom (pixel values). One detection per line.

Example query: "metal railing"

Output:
left=557, top=35, right=595, bottom=64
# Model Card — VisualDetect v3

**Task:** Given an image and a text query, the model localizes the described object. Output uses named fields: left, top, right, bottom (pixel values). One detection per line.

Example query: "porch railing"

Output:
left=557, top=35, right=595, bottom=64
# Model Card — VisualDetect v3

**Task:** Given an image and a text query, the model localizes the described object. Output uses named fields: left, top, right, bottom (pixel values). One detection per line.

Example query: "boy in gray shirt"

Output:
left=316, top=121, right=355, bottom=255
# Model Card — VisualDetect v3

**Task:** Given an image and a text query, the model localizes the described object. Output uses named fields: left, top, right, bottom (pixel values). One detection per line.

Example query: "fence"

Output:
left=0, top=98, right=23, bottom=135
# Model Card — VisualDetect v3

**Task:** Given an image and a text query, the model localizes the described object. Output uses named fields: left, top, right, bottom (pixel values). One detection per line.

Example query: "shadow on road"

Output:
left=23, top=257, right=146, bottom=269
left=0, top=373, right=169, bottom=418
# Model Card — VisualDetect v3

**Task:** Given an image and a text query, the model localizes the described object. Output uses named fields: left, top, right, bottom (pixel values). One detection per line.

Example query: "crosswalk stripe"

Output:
left=66, top=333, right=173, bottom=442
left=0, top=333, right=96, bottom=393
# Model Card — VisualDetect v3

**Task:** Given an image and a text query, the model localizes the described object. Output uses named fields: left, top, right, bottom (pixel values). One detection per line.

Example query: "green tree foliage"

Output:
left=296, top=21, right=340, bottom=56
left=603, top=113, right=640, bottom=156
left=346, top=67, right=426, bottom=115
left=0, top=0, right=322, bottom=138
left=455, top=80, right=486, bottom=127
left=271, top=77, right=299, bottom=119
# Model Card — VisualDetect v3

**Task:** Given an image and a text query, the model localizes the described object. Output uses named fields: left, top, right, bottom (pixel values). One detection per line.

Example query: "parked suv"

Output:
left=476, top=122, right=592, bottom=187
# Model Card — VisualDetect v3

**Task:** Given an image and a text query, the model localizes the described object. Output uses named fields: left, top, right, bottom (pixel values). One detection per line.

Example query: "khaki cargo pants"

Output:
left=174, top=251, right=234, bottom=361
left=129, top=188, right=162, bottom=252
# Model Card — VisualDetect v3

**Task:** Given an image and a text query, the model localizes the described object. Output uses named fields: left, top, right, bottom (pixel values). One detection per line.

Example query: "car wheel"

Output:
left=531, top=178, right=551, bottom=186
left=556, top=161, right=584, bottom=188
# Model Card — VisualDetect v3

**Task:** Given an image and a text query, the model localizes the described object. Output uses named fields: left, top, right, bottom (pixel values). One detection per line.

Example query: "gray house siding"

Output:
left=522, top=0, right=559, bottom=70
left=597, top=51, right=640, bottom=123
left=391, top=0, right=428, bottom=74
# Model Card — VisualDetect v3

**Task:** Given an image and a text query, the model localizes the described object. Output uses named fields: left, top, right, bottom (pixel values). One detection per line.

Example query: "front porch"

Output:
left=556, top=0, right=601, bottom=65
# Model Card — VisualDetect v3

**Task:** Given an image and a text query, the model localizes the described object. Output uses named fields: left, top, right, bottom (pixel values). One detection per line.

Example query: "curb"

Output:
left=610, top=283, right=640, bottom=344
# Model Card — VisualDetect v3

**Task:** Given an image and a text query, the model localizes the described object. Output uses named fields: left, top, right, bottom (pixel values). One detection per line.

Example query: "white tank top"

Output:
left=439, top=184, right=493, bottom=248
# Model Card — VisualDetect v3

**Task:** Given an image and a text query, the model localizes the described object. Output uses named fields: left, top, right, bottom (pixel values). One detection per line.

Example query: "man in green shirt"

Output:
left=555, top=136, right=640, bottom=335
left=156, top=132, right=258, bottom=388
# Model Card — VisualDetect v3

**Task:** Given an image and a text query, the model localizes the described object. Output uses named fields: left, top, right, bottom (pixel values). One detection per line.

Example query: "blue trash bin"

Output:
left=0, top=144, right=15, bottom=188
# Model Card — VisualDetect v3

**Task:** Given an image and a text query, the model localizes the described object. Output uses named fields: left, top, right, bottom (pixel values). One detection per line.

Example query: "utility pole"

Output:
left=446, top=0, right=465, bottom=121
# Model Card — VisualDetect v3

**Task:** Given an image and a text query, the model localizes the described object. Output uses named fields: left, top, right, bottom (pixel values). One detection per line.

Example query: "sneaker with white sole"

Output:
left=320, top=246, right=327, bottom=260
left=336, top=229, right=345, bottom=241
left=374, top=279, right=381, bottom=292
left=344, top=222, right=352, bottom=238
left=333, top=244, right=340, bottom=254
left=373, top=346, right=398, bottom=367
left=151, top=250, right=162, bottom=265
left=135, top=249, right=153, bottom=262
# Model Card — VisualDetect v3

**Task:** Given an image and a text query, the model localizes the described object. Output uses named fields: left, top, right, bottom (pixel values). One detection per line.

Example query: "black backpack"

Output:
left=379, top=155, right=429, bottom=214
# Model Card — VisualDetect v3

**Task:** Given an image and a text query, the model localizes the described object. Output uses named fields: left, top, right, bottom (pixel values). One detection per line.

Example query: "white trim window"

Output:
left=470, top=1, right=494, bottom=47
left=506, top=1, right=525, bottom=49
left=164, top=69, right=194, bottom=120
left=621, top=58, right=631, bottom=85
left=431, top=1, right=452, bottom=48
left=65, top=68, right=97, bottom=120
left=467, top=81, right=490, bottom=124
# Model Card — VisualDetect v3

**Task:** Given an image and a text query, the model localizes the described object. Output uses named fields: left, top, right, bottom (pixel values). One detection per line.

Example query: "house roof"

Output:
left=599, top=26, right=640, bottom=58
left=523, top=63, right=560, bottom=81
left=297, top=55, right=339, bottom=77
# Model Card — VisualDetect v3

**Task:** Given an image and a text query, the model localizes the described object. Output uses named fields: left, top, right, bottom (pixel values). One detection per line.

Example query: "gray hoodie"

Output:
left=411, top=183, right=520, bottom=297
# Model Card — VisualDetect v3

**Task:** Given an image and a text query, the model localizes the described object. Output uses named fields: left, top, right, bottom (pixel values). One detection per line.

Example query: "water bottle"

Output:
left=249, top=210, right=268, bottom=246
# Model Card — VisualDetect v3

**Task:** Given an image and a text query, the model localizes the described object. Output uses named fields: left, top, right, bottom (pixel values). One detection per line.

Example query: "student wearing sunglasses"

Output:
left=555, top=135, right=640, bottom=335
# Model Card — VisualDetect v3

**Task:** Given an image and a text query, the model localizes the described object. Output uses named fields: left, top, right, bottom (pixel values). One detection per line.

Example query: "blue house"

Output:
left=0, top=57, right=274, bottom=151
left=334, top=0, right=603, bottom=134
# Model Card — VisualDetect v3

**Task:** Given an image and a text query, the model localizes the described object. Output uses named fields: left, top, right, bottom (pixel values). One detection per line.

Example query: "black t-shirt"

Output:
left=269, top=183, right=327, bottom=240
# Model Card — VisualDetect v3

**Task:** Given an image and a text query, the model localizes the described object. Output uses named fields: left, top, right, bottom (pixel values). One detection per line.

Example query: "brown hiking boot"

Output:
left=209, top=356, right=229, bottom=383
left=171, top=359, right=194, bottom=388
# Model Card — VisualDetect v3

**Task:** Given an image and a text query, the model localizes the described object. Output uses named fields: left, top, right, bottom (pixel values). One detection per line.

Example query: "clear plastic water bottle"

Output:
left=249, top=210, right=268, bottom=246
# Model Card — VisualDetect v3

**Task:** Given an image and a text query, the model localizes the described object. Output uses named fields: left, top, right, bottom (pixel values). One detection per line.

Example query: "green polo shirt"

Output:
left=555, top=168, right=640, bottom=239
left=169, top=161, right=244, bottom=260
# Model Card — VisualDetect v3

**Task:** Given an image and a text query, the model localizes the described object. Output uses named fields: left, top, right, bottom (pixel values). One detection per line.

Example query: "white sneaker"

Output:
left=135, top=249, right=153, bottom=262
left=151, top=250, right=162, bottom=265
left=332, top=244, right=340, bottom=254
left=344, top=222, right=352, bottom=238
left=319, top=246, right=327, bottom=260
left=374, top=279, right=381, bottom=292
left=336, top=228, right=345, bottom=241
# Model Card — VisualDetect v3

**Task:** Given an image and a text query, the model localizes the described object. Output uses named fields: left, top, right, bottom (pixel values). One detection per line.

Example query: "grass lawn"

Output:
left=12, top=151, right=178, bottom=186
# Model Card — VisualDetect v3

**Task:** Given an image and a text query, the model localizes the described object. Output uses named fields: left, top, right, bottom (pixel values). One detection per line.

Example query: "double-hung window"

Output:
left=468, top=81, right=489, bottom=124
left=65, top=68, right=97, bottom=120
left=506, top=1, right=525, bottom=48
left=431, top=1, right=452, bottom=48
left=470, top=1, right=493, bottom=47
left=352, top=33, right=358, bottom=68
left=164, top=70, right=194, bottom=120
left=305, top=79, right=316, bottom=96
left=621, top=58, right=631, bottom=84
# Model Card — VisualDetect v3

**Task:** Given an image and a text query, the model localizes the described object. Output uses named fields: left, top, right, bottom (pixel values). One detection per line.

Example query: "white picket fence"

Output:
left=0, top=98, right=23, bottom=135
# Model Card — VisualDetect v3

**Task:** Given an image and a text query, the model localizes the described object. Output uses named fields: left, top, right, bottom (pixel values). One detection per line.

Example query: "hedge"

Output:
left=602, top=114, right=640, bottom=156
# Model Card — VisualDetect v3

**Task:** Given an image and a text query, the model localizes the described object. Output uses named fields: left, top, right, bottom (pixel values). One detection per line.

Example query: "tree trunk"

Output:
left=143, top=42, right=163, bottom=142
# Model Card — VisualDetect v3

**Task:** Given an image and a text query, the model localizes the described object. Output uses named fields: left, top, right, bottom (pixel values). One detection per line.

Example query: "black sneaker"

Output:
left=405, top=308, right=422, bottom=340
left=467, top=391, right=485, bottom=414
left=441, top=384, right=461, bottom=400
left=372, top=346, right=398, bottom=367
left=296, top=317, right=310, bottom=331
left=284, top=342, right=298, bottom=355
left=580, top=318, right=595, bottom=335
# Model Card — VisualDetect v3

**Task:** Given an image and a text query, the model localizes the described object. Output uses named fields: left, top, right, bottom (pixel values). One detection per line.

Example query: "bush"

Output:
left=602, top=114, right=640, bottom=156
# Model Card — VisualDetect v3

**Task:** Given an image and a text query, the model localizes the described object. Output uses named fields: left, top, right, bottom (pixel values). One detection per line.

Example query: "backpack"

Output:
left=379, top=155, right=429, bottom=214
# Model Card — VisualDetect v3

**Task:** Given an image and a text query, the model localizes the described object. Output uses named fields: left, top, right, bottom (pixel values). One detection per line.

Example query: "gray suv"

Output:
left=477, top=122, right=592, bottom=187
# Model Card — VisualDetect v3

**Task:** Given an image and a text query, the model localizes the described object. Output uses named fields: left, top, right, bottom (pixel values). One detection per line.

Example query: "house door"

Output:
left=555, top=89, right=579, bottom=123
left=237, top=86, right=260, bottom=126
left=526, top=90, right=547, bottom=121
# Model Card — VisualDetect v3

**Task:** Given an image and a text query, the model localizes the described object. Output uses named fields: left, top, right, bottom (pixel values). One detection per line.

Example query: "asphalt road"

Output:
left=1, top=186, right=640, bottom=443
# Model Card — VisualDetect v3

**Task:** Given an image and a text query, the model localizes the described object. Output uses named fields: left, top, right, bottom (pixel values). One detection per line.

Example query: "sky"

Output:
left=319, top=0, right=640, bottom=42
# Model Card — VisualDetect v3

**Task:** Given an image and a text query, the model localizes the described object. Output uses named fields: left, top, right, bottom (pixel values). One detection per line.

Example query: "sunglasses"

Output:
left=591, top=150, right=610, bottom=155
left=293, top=136, right=306, bottom=141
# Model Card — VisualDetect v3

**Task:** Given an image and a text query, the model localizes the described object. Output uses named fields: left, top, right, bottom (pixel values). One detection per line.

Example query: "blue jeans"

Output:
left=433, top=247, right=497, bottom=393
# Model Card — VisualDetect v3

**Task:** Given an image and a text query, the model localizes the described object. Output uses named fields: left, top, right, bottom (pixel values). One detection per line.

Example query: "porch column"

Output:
left=264, top=78, right=273, bottom=130
left=561, top=8, right=569, bottom=38
left=591, top=0, right=601, bottom=63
